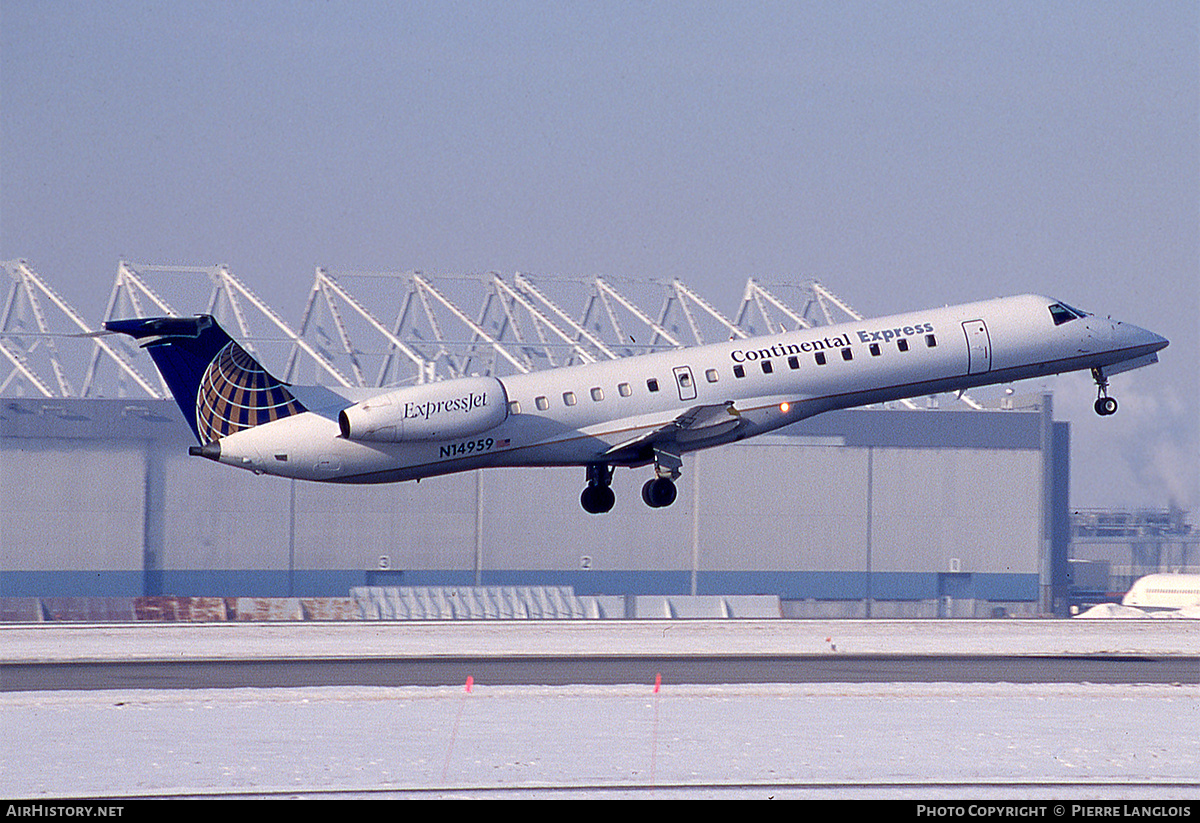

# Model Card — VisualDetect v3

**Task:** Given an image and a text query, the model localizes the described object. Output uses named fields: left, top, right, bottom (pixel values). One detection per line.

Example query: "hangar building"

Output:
left=0, top=262, right=1070, bottom=616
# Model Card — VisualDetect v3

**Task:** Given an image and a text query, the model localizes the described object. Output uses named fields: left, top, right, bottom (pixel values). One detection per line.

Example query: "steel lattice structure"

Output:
left=3, top=259, right=970, bottom=409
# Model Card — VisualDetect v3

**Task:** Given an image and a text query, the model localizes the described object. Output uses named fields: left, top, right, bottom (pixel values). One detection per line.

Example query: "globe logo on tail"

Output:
left=195, top=341, right=305, bottom=443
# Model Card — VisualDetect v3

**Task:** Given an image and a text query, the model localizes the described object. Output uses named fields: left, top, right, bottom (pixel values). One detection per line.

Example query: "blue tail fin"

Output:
left=106, top=315, right=306, bottom=444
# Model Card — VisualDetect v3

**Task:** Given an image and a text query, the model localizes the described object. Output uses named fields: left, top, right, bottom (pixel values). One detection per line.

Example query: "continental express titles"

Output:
left=730, top=323, right=935, bottom=363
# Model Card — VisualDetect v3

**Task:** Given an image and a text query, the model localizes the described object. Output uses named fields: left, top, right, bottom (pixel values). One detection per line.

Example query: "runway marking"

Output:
left=441, top=674, right=475, bottom=783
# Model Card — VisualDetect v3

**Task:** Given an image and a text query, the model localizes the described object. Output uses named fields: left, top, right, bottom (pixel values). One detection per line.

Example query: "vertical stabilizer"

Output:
left=105, top=315, right=306, bottom=444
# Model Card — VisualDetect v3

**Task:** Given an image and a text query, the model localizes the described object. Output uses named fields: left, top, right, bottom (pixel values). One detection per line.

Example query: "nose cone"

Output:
left=1111, top=319, right=1169, bottom=357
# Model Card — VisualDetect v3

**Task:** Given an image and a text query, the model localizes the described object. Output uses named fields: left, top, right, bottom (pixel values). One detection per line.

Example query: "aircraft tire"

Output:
left=641, top=477, right=677, bottom=508
left=1094, top=396, right=1118, bottom=416
left=580, top=484, right=615, bottom=514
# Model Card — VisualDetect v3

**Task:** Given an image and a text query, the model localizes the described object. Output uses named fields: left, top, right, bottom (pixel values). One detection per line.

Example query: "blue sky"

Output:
left=2, top=1, right=1196, bottom=508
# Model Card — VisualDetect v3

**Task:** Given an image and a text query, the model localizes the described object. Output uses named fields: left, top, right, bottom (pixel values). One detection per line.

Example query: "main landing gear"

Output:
left=579, top=447, right=683, bottom=514
left=642, top=446, right=680, bottom=509
left=580, top=463, right=615, bottom=514
left=1091, top=367, right=1119, bottom=416
left=641, top=477, right=677, bottom=508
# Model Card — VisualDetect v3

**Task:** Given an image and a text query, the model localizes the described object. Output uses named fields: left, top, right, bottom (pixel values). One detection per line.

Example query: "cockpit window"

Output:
left=1049, top=302, right=1088, bottom=326
left=1049, top=304, right=1075, bottom=325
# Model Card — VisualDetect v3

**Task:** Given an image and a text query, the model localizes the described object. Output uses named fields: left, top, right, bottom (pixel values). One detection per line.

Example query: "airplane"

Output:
left=105, top=293, right=1168, bottom=513
left=1122, top=573, right=1200, bottom=613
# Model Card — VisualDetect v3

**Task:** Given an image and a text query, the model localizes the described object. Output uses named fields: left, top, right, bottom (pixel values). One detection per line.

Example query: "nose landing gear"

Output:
left=1092, top=367, right=1119, bottom=416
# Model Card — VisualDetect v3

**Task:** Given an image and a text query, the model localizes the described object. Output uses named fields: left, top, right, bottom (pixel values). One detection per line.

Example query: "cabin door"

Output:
left=962, top=320, right=992, bottom=375
left=673, top=366, right=697, bottom=401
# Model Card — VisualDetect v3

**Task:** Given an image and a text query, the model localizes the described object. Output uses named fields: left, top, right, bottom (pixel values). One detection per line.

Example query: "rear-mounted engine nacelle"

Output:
left=338, top=376, right=508, bottom=443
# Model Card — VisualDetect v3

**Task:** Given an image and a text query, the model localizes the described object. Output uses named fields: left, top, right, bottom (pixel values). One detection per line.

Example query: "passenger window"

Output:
left=841, top=348, right=853, bottom=361
left=705, top=368, right=719, bottom=383
left=925, top=334, right=937, bottom=348
left=647, top=378, right=660, bottom=392
left=815, top=351, right=827, bottom=366
left=678, top=371, right=692, bottom=388
left=869, top=344, right=881, bottom=357
left=761, top=360, right=773, bottom=374
left=563, top=391, right=577, bottom=406
left=733, top=364, right=745, bottom=378
left=897, top=339, right=909, bottom=352
left=618, top=382, right=632, bottom=397
left=535, top=396, right=549, bottom=411
left=590, top=387, right=603, bottom=402
left=788, top=356, right=799, bottom=370
left=508, top=400, right=521, bottom=414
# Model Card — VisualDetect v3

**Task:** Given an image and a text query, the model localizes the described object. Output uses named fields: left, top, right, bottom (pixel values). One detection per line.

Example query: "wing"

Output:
left=603, top=401, right=743, bottom=462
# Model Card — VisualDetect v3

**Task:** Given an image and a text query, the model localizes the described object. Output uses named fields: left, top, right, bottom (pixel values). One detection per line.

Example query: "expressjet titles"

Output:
left=729, top=322, right=934, bottom=362
left=403, top=391, right=489, bottom=421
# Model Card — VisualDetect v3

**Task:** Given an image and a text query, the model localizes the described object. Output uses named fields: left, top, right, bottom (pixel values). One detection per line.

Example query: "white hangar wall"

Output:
left=870, top=447, right=1042, bottom=574
left=2, top=443, right=145, bottom=572
left=699, top=442, right=1041, bottom=576
left=1, top=396, right=1066, bottom=614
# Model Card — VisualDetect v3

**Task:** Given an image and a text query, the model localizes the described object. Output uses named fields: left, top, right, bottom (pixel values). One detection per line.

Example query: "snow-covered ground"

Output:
left=1077, top=603, right=1200, bottom=620
left=2, top=621, right=1197, bottom=799
left=4, top=618, right=1199, bottom=662
left=2, top=682, right=1197, bottom=799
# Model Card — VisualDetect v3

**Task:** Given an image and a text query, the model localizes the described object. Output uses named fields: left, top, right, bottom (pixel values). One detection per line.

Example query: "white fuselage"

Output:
left=212, top=294, right=1166, bottom=484
left=1122, top=574, right=1200, bottom=611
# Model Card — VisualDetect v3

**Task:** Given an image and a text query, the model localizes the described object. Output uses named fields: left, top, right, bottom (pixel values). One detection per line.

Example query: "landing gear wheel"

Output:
left=580, top=484, right=615, bottom=514
left=1091, top=367, right=1118, bottom=416
left=580, top=463, right=615, bottom=514
left=641, top=477, right=678, bottom=508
